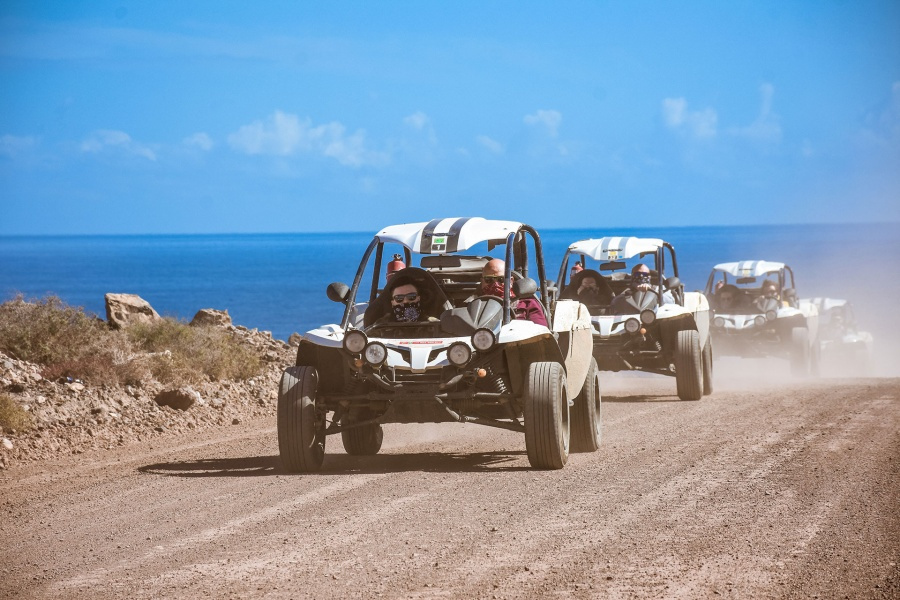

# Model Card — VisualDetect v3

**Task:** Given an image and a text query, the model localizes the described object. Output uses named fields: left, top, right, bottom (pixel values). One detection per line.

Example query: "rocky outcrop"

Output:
left=190, top=308, right=232, bottom=328
left=154, top=387, right=201, bottom=411
left=105, top=293, right=161, bottom=330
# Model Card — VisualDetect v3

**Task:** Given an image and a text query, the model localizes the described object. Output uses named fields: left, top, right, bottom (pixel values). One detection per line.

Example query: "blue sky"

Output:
left=1, top=1, right=898, bottom=235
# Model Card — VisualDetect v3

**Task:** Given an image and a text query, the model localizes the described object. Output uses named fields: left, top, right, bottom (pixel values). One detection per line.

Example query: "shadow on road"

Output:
left=138, top=450, right=530, bottom=478
left=602, top=394, right=680, bottom=403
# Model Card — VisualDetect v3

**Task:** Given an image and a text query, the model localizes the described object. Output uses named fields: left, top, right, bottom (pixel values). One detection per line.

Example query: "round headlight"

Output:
left=765, top=309, right=777, bottom=322
left=624, top=318, right=641, bottom=333
left=640, top=309, right=656, bottom=325
left=447, top=342, right=472, bottom=366
left=754, top=315, right=767, bottom=327
left=363, top=342, right=387, bottom=366
left=714, top=317, right=725, bottom=328
left=343, top=330, right=367, bottom=354
left=472, top=328, right=496, bottom=351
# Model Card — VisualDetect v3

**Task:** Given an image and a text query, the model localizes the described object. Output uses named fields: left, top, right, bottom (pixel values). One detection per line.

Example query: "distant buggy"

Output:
left=810, top=298, right=873, bottom=375
left=279, top=217, right=600, bottom=472
left=704, top=261, right=820, bottom=376
left=556, top=236, right=712, bottom=401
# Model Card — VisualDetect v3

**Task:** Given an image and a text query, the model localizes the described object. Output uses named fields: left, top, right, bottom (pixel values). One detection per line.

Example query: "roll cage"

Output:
left=338, top=219, right=550, bottom=329
left=556, top=238, right=683, bottom=308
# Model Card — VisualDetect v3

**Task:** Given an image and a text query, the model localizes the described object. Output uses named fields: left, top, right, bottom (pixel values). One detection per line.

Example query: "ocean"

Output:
left=2, top=223, right=898, bottom=353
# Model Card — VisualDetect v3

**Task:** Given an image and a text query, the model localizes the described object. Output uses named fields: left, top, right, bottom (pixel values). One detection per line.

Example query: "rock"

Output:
left=190, top=308, right=232, bottom=328
left=67, top=382, right=85, bottom=392
left=1, top=438, right=13, bottom=451
left=153, top=387, right=201, bottom=411
left=105, top=294, right=161, bottom=330
left=288, top=333, right=303, bottom=347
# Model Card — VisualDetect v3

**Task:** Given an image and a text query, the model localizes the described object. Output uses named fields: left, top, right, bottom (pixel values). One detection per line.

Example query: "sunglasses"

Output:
left=483, top=275, right=504, bottom=283
left=392, top=292, right=419, bottom=303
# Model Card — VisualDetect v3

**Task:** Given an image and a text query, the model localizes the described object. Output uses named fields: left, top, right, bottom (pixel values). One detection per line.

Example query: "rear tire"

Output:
left=277, top=366, right=325, bottom=473
left=341, top=410, right=384, bottom=456
left=675, top=329, right=703, bottom=401
left=570, top=357, right=601, bottom=453
left=790, top=327, right=810, bottom=377
left=524, top=362, right=569, bottom=469
left=701, top=336, right=714, bottom=396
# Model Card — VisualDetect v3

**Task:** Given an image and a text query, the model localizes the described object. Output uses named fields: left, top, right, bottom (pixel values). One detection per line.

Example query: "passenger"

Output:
left=478, top=258, right=548, bottom=327
left=570, top=262, right=584, bottom=278
left=576, top=274, right=602, bottom=303
left=369, top=276, right=436, bottom=327
left=715, top=284, right=740, bottom=312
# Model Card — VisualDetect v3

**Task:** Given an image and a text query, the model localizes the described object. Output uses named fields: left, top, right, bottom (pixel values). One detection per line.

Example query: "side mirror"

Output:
left=513, top=277, right=538, bottom=298
left=326, top=282, right=350, bottom=303
left=664, top=276, right=681, bottom=290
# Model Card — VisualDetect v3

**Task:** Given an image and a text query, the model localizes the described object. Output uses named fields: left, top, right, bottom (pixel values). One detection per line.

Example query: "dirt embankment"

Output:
left=0, top=324, right=294, bottom=469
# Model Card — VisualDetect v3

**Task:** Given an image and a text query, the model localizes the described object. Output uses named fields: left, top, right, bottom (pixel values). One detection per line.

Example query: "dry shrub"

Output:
left=0, top=393, right=32, bottom=433
left=127, top=319, right=261, bottom=385
left=0, top=295, right=134, bottom=386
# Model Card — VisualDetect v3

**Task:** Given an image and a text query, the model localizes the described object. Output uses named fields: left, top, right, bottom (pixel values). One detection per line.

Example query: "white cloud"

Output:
left=476, top=135, right=504, bottom=154
left=228, top=110, right=387, bottom=167
left=402, top=111, right=437, bottom=145
left=0, top=134, right=38, bottom=158
left=524, top=109, right=562, bottom=137
left=80, top=130, right=156, bottom=160
left=404, top=111, right=429, bottom=131
left=729, top=83, right=782, bottom=142
left=183, top=132, right=213, bottom=151
left=662, top=97, right=717, bottom=139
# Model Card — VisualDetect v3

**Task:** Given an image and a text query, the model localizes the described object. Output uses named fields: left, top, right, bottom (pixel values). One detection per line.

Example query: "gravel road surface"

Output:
left=3, top=369, right=898, bottom=599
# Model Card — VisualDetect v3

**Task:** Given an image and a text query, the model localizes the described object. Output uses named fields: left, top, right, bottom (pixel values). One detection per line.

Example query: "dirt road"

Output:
left=2, top=371, right=898, bottom=599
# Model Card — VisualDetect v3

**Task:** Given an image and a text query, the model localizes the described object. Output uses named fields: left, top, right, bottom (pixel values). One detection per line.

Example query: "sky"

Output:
left=1, top=1, right=898, bottom=235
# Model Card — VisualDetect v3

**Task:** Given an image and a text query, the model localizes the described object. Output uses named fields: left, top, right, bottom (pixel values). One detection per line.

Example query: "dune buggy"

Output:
left=704, top=260, right=820, bottom=376
left=556, top=236, right=712, bottom=401
left=810, top=297, right=872, bottom=375
left=278, top=217, right=599, bottom=472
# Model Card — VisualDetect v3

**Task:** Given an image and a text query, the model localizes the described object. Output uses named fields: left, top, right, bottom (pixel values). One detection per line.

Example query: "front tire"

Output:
left=341, top=409, right=384, bottom=455
left=701, top=336, right=714, bottom=396
left=570, top=357, right=601, bottom=453
left=277, top=366, right=325, bottom=473
left=524, top=362, right=570, bottom=469
left=675, top=329, right=703, bottom=401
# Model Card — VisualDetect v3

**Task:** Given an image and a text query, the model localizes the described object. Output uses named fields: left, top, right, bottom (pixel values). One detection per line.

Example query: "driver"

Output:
left=610, top=263, right=672, bottom=314
left=478, top=259, right=547, bottom=327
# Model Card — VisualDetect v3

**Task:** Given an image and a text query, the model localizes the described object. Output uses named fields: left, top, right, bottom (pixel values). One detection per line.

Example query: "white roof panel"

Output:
left=712, top=260, right=785, bottom=277
left=375, top=217, right=523, bottom=254
left=568, top=237, right=664, bottom=261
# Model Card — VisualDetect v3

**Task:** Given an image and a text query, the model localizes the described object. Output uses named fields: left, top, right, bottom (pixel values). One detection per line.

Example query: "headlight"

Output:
left=624, top=318, right=641, bottom=334
left=754, top=315, right=767, bottom=327
left=714, top=317, right=725, bottom=328
left=363, top=342, right=387, bottom=366
left=640, top=309, right=656, bottom=325
left=765, top=310, right=777, bottom=322
left=343, top=330, right=367, bottom=354
left=472, top=328, right=496, bottom=351
left=447, top=342, right=472, bottom=366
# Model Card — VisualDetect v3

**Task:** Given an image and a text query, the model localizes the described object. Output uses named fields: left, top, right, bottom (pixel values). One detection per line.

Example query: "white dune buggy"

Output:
left=556, top=236, right=712, bottom=401
left=810, top=298, right=873, bottom=375
left=278, top=217, right=599, bottom=472
left=704, top=261, right=820, bottom=376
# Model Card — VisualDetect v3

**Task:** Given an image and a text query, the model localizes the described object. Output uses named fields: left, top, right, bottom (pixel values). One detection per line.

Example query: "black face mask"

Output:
left=392, top=301, right=421, bottom=322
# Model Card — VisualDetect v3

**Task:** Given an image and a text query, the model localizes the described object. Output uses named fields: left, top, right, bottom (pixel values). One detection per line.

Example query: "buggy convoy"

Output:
left=556, top=236, right=712, bottom=401
left=278, top=217, right=599, bottom=472
left=704, top=261, right=820, bottom=376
